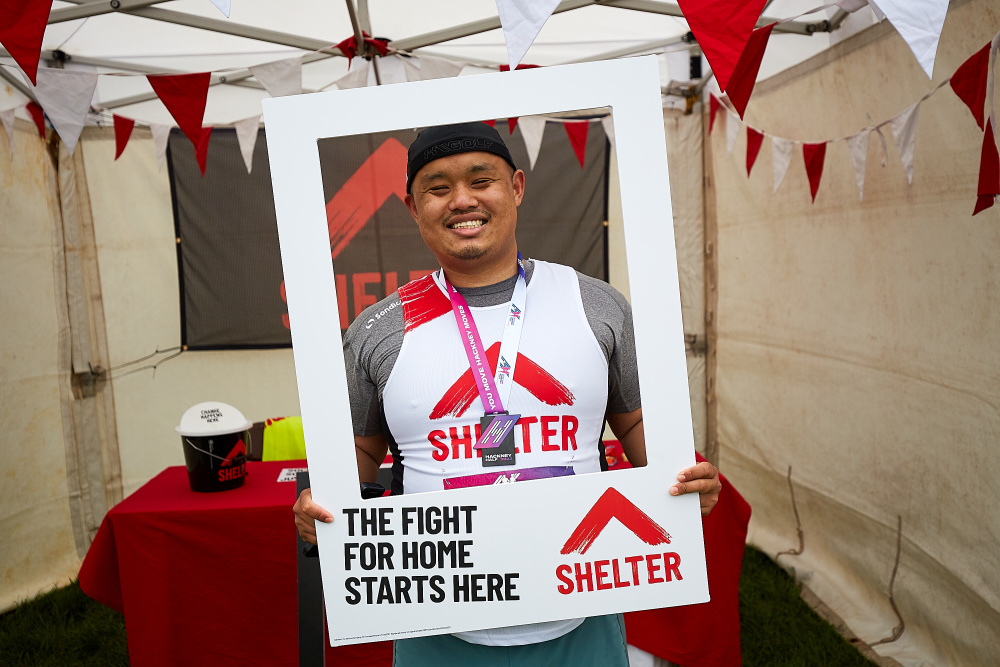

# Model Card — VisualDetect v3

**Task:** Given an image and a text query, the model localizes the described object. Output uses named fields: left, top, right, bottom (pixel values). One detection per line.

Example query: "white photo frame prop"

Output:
left=264, top=56, right=707, bottom=646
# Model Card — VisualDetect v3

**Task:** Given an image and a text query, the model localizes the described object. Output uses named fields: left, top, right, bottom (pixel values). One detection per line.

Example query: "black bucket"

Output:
left=181, top=430, right=248, bottom=492
left=176, top=402, right=252, bottom=492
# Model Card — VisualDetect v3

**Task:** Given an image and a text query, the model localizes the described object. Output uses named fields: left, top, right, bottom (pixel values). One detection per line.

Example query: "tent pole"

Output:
left=345, top=0, right=381, bottom=85
left=48, top=0, right=170, bottom=24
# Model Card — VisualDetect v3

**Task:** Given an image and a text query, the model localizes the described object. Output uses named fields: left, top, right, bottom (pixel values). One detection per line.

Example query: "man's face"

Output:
left=405, top=151, right=525, bottom=267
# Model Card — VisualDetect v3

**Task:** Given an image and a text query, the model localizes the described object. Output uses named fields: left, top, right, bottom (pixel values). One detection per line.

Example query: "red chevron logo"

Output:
left=220, top=438, right=246, bottom=467
left=430, top=341, right=575, bottom=419
left=561, top=487, right=671, bottom=555
left=326, top=138, right=408, bottom=260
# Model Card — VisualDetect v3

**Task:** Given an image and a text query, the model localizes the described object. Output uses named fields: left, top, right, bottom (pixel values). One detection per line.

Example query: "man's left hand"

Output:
left=670, top=461, right=722, bottom=516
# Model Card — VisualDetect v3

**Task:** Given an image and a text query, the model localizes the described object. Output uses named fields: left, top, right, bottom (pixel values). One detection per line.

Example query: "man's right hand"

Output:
left=293, top=488, right=333, bottom=545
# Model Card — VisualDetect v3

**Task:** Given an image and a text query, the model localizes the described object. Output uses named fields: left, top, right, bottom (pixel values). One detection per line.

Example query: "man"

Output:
left=294, top=122, right=721, bottom=665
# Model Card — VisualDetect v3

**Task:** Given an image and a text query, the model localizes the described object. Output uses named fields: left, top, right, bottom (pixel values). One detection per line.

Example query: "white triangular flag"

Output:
left=868, top=0, right=886, bottom=21
left=29, top=68, right=98, bottom=156
left=249, top=57, right=302, bottom=98
left=209, top=0, right=230, bottom=18
left=333, top=61, right=370, bottom=90
left=413, top=54, right=465, bottom=81
left=846, top=130, right=871, bottom=200
left=836, top=0, right=870, bottom=12
left=872, top=0, right=949, bottom=78
left=601, top=116, right=615, bottom=150
left=772, top=137, right=794, bottom=193
left=890, top=102, right=920, bottom=184
left=151, top=123, right=171, bottom=170
left=726, top=109, right=740, bottom=155
left=517, top=116, right=546, bottom=170
left=234, top=115, right=260, bottom=174
left=1, top=108, right=15, bottom=154
left=367, top=55, right=408, bottom=86
left=494, top=0, right=561, bottom=70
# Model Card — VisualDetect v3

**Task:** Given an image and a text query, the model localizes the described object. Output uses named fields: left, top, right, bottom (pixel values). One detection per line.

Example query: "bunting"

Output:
left=26, top=101, right=45, bottom=138
left=746, top=127, right=764, bottom=177
left=772, top=137, right=794, bottom=192
left=1, top=108, right=16, bottom=155
left=846, top=130, right=871, bottom=200
left=601, top=116, right=616, bottom=150
left=147, top=73, right=211, bottom=148
left=151, top=124, right=171, bottom=169
left=726, top=109, right=740, bottom=155
left=249, top=57, right=302, bottom=98
left=950, top=43, right=990, bottom=130
left=402, top=54, right=465, bottom=82
left=0, top=0, right=52, bottom=85
left=974, top=119, right=999, bottom=215
left=727, top=23, right=776, bottom=119
left=234, top=115, right=260, bottom=174
left=113, top=115, right=135, bottom=160
left=890, top=102, right=920, bottom=184
left=494, top=0, right=562, bottom=71
left=803, top=142, right=827, bottom=202
left=872, top=0, right=950, bottom=78
left=517, top=116, right=546, bottom=170
left=31, top=68, right=99, bottom=156
left=676, top=0, right=768, bottom=92
left=209, top=0, right=231, bottom=18
left=331, top=61, right=370, bottom=90
left=564, top=120, right=589, bottom=168
left=195, top=126, right=212, bottom=176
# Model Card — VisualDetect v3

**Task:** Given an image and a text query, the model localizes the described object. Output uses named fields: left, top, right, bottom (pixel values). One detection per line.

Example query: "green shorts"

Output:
left=392, top=614, right=629, bottom=667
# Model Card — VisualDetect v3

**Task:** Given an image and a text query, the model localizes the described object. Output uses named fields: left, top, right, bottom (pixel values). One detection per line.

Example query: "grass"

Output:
left=740, top=546, right=876, bottom=666
left=0, top=581, right=128, bottom=666
left=0, top=546, right=874, bottom=666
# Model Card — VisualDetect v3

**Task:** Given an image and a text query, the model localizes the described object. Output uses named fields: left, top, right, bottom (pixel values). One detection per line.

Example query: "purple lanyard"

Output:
left=443, top=254, right=526, bottom=416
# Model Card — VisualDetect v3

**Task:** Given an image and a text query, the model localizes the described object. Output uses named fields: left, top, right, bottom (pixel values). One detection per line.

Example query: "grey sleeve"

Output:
left=342, top=295, right=405, bottom=437
left=576, top=272, right=642, bottom=414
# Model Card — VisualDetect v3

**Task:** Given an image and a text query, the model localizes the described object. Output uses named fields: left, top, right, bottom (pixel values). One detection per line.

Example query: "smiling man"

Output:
left=294, top=122, right=721, bottom=666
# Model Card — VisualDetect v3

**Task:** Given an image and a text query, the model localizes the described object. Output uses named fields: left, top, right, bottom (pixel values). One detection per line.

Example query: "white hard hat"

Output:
left=175, top=401, right=252, bottom=437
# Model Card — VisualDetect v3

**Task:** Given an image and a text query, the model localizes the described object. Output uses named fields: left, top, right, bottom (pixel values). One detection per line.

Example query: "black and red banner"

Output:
left=169, top=119, right=608, bottom=349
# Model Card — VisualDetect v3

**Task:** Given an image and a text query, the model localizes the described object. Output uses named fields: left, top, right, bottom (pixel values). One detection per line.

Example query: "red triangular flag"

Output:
left=727, top=23, right=775, bottom=119
left=746, top=127, right=764, bottom=177
left=709, top=94, right=721, bottom=134
left=974, top=119, right=999, bottom=215
left=508, top=117, right=518, bottom=134
left=113, top=114, right=135, bottom=160
left=802, top=142, right=827, bottom=203
left=499, top=64, right=541, bottom=72
left=147, top=72, right=211, bottom=148
left=564, top=121, right=589, bottom=168
left=483, top=119, right=497, bottom=127
left=0, top=0, right=53, bottom=85
left=676, top=0, right=768, bottom=92
left=950, top=42, right=990, bottom=131
left=196, top=126, right=212, bottom=177
left=26, top=101, right=45, bottom=138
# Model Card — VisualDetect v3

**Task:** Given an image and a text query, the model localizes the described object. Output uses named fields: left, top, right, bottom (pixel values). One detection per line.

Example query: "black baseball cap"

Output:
left=406, top=122, right=517, bottom=193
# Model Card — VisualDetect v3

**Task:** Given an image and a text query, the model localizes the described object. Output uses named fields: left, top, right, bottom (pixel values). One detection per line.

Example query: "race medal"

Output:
left=479, top=413, right=517, bottom=467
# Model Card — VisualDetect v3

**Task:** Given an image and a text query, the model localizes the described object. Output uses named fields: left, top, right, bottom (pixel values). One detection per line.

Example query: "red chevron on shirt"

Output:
left=430, top=342, right=575, bottom=419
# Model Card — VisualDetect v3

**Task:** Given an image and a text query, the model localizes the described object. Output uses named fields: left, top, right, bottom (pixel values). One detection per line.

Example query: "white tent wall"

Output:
left=1, top=121, right=92, bottom=610
left=710, top=0, right=999, bottom=664
left=80, top=127, right=302, bottom=498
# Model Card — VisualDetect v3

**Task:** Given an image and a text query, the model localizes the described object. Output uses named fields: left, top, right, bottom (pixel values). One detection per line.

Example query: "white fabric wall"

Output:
left=711, top=1, right=999, bottom=664
left=0, top=121, right=83, bottom=610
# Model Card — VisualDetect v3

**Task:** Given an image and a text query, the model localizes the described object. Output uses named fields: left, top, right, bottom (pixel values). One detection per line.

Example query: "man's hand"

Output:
left=293, top=488, right=333, bottom=545
left=669, top=461, right=722, bottom=516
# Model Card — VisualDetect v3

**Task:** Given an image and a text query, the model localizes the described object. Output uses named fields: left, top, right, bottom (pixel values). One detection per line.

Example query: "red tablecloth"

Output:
left=78, top=460, right=391, bottom=666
